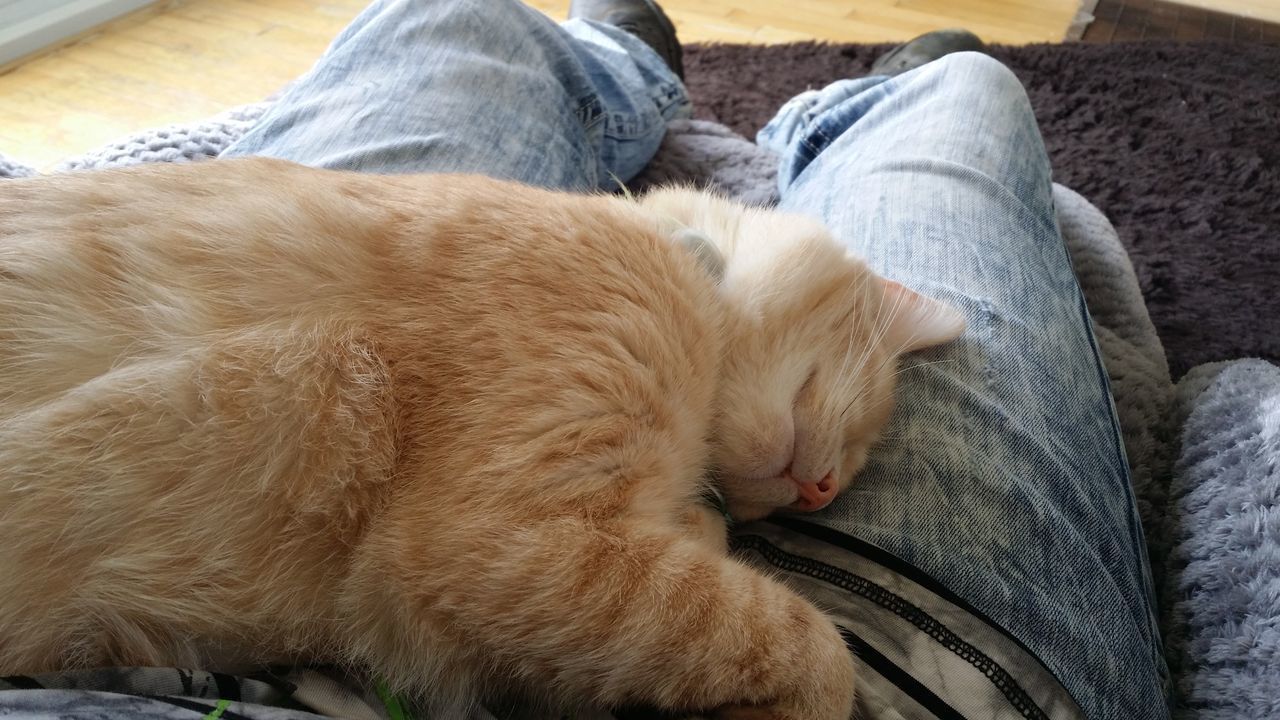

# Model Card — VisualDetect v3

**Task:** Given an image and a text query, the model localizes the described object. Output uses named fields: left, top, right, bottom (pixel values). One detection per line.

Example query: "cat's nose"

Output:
left=791, top=471, right=836, bottom=512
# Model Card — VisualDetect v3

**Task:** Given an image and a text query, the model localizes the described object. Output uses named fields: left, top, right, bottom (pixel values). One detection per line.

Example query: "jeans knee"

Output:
left=921, top=52, right=1033, bottom=117
left=934, top=52, right=1024, bottom=92
left=448, top=0, right=527, bottom=21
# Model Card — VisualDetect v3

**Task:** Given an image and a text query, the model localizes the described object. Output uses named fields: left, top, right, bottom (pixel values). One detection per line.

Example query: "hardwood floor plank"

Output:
left=1204, top=11, right=1236, bottom=40
left=1164, top=0, right=1280, bottom=24
left=1236, top=17, right=1264, bottom=41
left=1112, top=0, right=1151, bottom=41
left=898, top=0, right=1074, bottom=37
left=1173, top=4, right=1210, bottom=40
left=1144, top=2, right=1180, bottom=39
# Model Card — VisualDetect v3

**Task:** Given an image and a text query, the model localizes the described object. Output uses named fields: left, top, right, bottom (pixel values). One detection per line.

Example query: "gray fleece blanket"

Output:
left=2, top=113, right=1277, bottom=718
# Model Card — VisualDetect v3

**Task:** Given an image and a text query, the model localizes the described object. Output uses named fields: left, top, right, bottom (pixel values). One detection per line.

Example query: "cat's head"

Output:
left=641, top=188, right=965, bottom=522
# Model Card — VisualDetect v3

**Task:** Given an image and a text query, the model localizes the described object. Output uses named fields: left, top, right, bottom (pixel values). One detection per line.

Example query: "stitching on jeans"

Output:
left=978, top=299, right=998, bottom=387
left=574, top=95, right=606, bottom=188
left=732, top=534, right=1052, bottom=720
left=798, top=137, right=825, bottom=165
left=652, top=82, right=687, bottom=115
left=809, top=123, right=835, bottom=155
left=575, top=96, right=605, bottom=130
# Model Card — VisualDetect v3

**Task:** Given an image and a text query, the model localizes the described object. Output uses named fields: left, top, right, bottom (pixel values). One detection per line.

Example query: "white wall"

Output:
left=0, top=0, right=156, bottom=68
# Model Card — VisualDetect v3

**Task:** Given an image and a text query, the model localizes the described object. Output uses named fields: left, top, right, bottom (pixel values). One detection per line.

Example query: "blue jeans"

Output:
left=225, top=2, right=1170, bottom=718
left=226, top=0, right=688, bottom=186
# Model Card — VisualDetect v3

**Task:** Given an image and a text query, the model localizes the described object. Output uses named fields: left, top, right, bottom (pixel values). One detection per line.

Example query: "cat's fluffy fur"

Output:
left=640, top=188, right=965, bottom=521
left=0, top=158, right=962, bottom=718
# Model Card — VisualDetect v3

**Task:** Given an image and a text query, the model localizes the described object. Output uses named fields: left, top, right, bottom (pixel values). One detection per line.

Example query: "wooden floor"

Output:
left=1083, top=0, right=1280, bottom=43
left=1167, top=0, right=1280, bottom=24
left=531, top=0, right=1084, bottom=44
left=0, top=0, right=1096, bottom=169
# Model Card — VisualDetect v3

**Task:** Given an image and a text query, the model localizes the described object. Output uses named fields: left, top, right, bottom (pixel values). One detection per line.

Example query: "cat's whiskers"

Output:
left=841, top=382, right=895, bottom=424
left=831, top=275, right=873, bottom=396
left=832, top=276, right=904, bottom=420
left=834, top=284, right=915, bottom=421
left=847, top=373, right=944, bottom=445
left=869, top=433, right=909, bottom=446
left=892, top=358, right=959, bottom=378
left=833, top=359, right=959, bottom=420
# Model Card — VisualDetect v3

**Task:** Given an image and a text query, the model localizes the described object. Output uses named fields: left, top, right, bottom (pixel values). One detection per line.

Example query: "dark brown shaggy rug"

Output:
left=683, top=41, right=1280, bottom=378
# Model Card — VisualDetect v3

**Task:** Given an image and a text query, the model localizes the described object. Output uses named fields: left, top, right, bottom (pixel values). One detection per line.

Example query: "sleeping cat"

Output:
left=0, top=158, right=963, bottom=719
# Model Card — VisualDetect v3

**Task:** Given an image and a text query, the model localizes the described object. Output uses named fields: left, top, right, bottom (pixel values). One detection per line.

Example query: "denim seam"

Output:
left=575, top=95, right=605, bottom=131
left=797, top=137, right=823, bottom=163
left=650, top=81, right=688, bottom=117
left=1067, top=262, right=1171, bottom=701
left=573, top=94, right=605, bottom=187
left=808, top=123, right=836, bottom=157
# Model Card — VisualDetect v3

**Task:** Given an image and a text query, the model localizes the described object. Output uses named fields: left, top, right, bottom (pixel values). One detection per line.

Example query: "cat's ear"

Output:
left=880, top=278, right=966, bottom=353
left=672, top=227, right=726, bottom=283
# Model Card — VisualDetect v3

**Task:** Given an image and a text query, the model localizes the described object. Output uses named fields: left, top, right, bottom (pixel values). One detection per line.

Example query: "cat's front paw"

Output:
left=681, top=503, right=730, bottom=554
left=713, top=644, right=856, bottom=720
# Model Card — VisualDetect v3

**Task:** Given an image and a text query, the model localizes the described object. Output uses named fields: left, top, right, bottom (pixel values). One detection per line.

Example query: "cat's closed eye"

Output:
left=796, top=364, right=819, bottom=399
left=659, top=202, right=961, bottom=522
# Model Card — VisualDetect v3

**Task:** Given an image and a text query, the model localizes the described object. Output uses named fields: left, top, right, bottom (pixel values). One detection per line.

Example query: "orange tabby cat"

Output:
left=0, top=158, right=962, bottom=719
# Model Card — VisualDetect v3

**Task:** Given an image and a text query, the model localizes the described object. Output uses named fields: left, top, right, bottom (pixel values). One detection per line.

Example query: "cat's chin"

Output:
left=726, top=502, right=777, bottom=523
left=720, top=473, right=798, bottom=519
left=726, top=488, right=841, bottom=523
left=724, top=486, right=812, bottom=522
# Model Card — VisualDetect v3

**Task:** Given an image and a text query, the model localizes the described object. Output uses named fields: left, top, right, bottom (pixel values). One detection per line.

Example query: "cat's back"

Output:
left=0, top=159, right=726, bottom=671
left=0, top=156, right=725, bottom=448
left=0, top=156, right=726, bottom=472
left=344, top=165, right=729, bottom=516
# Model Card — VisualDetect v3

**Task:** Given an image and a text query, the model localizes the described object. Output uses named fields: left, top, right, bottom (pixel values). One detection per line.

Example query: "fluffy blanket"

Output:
left=1160, top=361, right=1280, bottom=719
left=2, top=106, right=1276, bottom=717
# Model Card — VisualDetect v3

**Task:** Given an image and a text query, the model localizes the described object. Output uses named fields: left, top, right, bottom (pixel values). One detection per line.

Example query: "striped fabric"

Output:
left=734, top=520, right=1084, bottom=720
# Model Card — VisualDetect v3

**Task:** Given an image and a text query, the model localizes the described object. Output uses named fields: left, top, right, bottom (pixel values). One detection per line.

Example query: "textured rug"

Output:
left=683, top=41, right=1280, bottom=378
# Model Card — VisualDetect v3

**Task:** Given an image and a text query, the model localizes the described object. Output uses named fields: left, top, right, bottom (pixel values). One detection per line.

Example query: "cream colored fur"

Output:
left=0, top=158, right=961, bottom=718
left=639, top=188, right=964, bottom=520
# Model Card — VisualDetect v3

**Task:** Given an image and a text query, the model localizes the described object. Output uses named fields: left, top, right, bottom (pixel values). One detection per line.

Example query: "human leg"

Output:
left=222, top=0, right=689, bottom=190
left=751, top=53, right=1170, bottom=719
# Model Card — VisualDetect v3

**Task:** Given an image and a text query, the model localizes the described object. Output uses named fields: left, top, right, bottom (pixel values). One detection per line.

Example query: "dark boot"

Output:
left=568, top=0, right=684, bottom=80
left=870, top=28, right=987, bottom=77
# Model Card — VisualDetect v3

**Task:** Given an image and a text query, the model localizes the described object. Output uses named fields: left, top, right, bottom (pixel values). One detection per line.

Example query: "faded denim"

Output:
left=758, top=57, right=1171, bottom=719
left=224, top=0, right=690, bottom=187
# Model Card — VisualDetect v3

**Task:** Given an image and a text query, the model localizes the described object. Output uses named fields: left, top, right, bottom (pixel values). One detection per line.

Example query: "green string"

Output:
left=201, top=699, right=231, bottom=720
left=702, top=483, right=734, bottom=527
left=374, top=679, right=410, bottom=720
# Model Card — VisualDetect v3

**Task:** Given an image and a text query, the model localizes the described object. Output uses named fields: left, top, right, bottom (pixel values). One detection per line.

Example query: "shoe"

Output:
left=869, top=28, right=987, bottom=77
left=568, top=0, right=684, bottom=80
